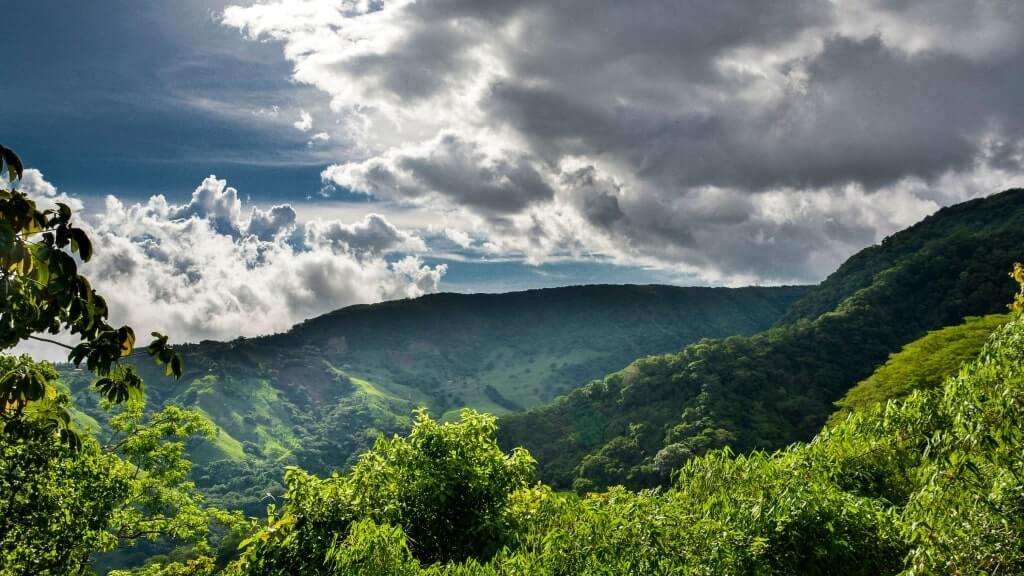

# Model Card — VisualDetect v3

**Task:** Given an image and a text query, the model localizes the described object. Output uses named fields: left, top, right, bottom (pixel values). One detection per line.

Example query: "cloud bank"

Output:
left=223, top=0, right=1024, bottom=283
left=23, top=172, right=445, bottom=349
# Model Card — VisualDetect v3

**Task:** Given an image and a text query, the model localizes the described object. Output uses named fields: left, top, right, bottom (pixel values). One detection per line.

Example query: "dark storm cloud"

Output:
left=221, top=0, right=1024, bottom=282
left=338, top=21, right=479, bottom=103
left=324, top=133, right=556, bottom=217
left=727, top=34, right=1024, bottom=190
left=487, top=30, right=1024, bottom=193
left=562, top=167, right=628, bottom=231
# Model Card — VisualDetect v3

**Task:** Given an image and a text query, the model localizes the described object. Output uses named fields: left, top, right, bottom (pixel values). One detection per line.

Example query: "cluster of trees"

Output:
left=0, top=146, right=243, bottom=575
left=229, top=409, right=536, bottom=575
left=500, top=188, right=1024, bottom=490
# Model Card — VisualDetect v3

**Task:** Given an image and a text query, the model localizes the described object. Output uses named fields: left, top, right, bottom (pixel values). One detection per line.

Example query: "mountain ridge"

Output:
left=499, top=188, right=1024, bottom=490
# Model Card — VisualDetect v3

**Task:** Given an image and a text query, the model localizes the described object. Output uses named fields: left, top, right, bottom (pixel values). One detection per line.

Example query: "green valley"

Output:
left=61, top=284, right=807, bottom=513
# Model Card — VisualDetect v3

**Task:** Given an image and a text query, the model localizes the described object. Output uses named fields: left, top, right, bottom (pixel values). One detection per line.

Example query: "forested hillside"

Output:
left=500, top=188, right=1024, bottom=490
left=61, top=284, right=805, bottom=514
left=774, top=192, right=1024, bottom=324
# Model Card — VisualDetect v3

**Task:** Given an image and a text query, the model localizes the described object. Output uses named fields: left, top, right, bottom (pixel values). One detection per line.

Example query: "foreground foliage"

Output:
left=0, top=145, right=236, bottom=576
left=230, top=410, right=535, bottom=574
left=228, top=303, right=1024, bottom=575
left=0, top=372, right=238, bottom=575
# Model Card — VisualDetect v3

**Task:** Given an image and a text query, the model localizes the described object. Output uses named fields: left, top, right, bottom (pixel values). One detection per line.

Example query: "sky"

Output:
left=4, top=0, right=1024, bottom=347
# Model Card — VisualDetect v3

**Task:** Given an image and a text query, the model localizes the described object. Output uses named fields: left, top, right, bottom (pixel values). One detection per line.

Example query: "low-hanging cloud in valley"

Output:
left=222, top=0, right=1024, bottom=284
left=20, top=172, right=445, bottom=353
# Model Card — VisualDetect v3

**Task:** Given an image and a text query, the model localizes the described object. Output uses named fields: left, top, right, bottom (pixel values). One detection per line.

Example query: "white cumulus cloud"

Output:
left=19, top=168, right=83, bottom=212
left=20, top=173, right=446, bottom=349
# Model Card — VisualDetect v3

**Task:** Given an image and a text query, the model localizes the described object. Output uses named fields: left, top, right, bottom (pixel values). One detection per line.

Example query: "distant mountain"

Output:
left=499, top=189, right=1024, bottom=491
left=63, top=283, right=806, bottom=513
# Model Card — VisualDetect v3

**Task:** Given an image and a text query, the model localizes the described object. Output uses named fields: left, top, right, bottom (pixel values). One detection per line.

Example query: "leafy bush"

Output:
left=231, top=410, right=535, bottom=574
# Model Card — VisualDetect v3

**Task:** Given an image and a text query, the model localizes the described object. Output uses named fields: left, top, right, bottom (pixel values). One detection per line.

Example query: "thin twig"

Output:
left=27, top=335, right=75, bottom=351
left=27, top=335, right=155, bottom=358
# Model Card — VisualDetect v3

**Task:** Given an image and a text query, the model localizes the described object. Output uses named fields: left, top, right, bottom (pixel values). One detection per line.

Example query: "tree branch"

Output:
left=28, top=335, right=156, bottom=359
left=26, top=335, right=75, bottom=351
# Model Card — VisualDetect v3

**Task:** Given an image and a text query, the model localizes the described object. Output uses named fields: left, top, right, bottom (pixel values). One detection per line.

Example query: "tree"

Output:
left=230, top=409, right=535, bottom=574
left=0, top=145, right=240, bottom=575
left=0, top=370, right=242, bottom=575
left=0, top=360, right=127, bottom=574
left=0, top=144, right=181, bottom=442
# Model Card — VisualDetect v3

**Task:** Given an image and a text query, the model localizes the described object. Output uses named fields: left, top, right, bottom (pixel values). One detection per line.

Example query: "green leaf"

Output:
left=146, top=332, right=168, bottom=356
left=118, top=326, right=136, bottom=357
left=30, top=244, right=51, bottom=285
left=94, top=376, right=130, bottom=404
left=0, top=145, right=23, bottom=182
left=57, top=427, right=83, bottom=451
left=158, top=347, right=173, bottom=364
left=169, top=353, right=183, bottom=379
left=70, top=228, right=92, bottom=261
left=0, top=220, right=14, bottom=250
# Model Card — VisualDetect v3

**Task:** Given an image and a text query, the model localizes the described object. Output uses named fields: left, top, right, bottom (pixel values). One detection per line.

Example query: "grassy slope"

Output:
left=829, top=313, right=1010, bottom=423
